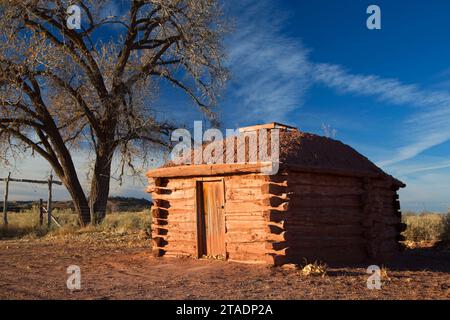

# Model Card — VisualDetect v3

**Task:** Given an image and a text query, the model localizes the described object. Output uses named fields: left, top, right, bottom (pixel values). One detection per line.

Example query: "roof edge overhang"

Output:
left=146, top=162, right=406, bottom=188
left=146, top=162, right=274, bottom=178
left=285, top=164, right=380, bottom=178
left=286, top=164, right=406, bottom=188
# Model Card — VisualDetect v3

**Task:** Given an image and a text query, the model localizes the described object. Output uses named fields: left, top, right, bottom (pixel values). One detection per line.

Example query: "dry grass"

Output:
left=402, top=212, right=449, bottom=243
left=0, top=208, right=151, bottom=239
left=441, top=214, right=450, bottom=243
left=380, top=265, right=391, bottom=282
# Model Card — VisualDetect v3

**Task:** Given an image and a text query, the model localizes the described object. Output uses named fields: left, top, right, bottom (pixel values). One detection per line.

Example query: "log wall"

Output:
left=263, top=171, right=404, bottom=264
left=147, top=173, right=278, bottom=263
left=147, top=177, right=197, bottom=258
left=147, top=169, right=404, bottom=266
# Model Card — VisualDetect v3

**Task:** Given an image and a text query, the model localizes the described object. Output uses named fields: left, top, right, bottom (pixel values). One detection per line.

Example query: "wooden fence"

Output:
left=1, top=172, right=62, bottom=227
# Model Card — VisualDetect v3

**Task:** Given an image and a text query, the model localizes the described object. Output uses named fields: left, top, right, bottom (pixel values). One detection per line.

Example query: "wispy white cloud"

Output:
left=382, top=153, right=450, bottom=176
left=398, top=171, right=450, bottom=212
left=225, top=0, right=450, bottom=165
left=225, top=0, right=311, bottom=123
left=399, top=162, right=450, bottom=175
left=310, top=63, right=450, bottom=166
left=312, top=64, right=426, bottom=106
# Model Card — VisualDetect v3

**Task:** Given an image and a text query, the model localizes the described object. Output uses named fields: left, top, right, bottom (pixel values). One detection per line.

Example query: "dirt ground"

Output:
left=0, top=233, right=449, bottom=300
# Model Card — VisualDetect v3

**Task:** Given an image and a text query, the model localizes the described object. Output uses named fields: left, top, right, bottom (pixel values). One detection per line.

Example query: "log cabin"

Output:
left=146, top=123, right=406, bottom=265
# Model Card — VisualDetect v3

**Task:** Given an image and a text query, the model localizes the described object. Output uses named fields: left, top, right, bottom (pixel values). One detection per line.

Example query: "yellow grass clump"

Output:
left=0, top=207, right=151, bottom=239
left=301, top=261, right=327, bottom=277
left=402, top=212, right=449, bottom=242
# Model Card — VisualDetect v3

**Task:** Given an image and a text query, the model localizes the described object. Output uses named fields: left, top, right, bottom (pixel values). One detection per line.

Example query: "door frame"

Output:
left=195, top=178, right=226, bottom=259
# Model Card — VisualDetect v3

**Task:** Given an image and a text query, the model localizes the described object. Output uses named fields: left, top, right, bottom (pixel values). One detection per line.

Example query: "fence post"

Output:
left=47, top=174, right=53, bottom=227
left=89, top=196, right=96, bottom=225
left=39, top=198, right=44, bottom=226
left=3, top=172, right=11, bottom=226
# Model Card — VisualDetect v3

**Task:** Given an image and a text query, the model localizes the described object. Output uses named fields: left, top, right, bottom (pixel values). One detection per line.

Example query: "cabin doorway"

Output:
left=196, top=180, right=226, bottom=259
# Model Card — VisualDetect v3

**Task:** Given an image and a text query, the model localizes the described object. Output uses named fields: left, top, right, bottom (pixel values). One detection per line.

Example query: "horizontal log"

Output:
left=151, top=248, right=165, bottom=257
left=262, top=210, right=288, bottom=223
left=152, top=237, right=165, bottom=247
left=225, top=230, right=283, bottom=243
left=163, top=215, right=195, bottom=223
left=227, top=252, right=271, bottom=264
left=265, top=241, right=288, bottom=251
left=225, top=210, right=266, bottom=217
left=226, top=193, right=266, bottom=201
left=0, top=177, right=62, bottom=185
left=267, top=224, right=285, bottom=235
left=288, top=196, right=362, bottom=208
left=163, top=251, right=194, bottom=258
left=396, top=222, right=407, bottom=232
left=364, top=227, right=398, bottom=239
left=287, top=213, right=362, bottom=225
left=152, top=227, right=168, bottom=236
left=261, top=196, right=289, bottom=207
left=286, top=248, right=366, bottom=264
left=159, top=233, right=197, bottom=242
left=382, top=216, right=402, bottom=225
left=225, top=220, right=270, bottom=229
left=164, top=179, right=195, bottom=190
left=371, top=179, right=404, bottom=188
left=285, top=164, right=381, bottom=179
left=146, top=162, right=274, bottom=178
left=163, top=242, right=197, bottom=252
left=285, top=172, right=363, bottom=187
left=285, top=235, right=365, bottom=247
left=147, top=177, right=161, bottom=187
left=225, top=201, right=264, bottom=212
left=226, top=242, right=285, bottom=255
left=152, top=221, right=196, bottom=230
left=153, top=199, right=195, bottom=210
left=227, top=176, right=268, bottom=188
left=287, top=185, right=365, bottom=197
left=264, top=254, right=286, bottom=266
left=261, top=183, right=287, bottom=195
left=152, top=208, right=195, bottom=217
left=285, top=224, right=363, bottom=236
left=151, top=188, right=196, bottom=200
left=225, top=215, right=266, bottom=222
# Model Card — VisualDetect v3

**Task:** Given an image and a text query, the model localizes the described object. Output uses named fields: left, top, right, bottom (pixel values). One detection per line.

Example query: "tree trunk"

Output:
left=44, top=137, right=91, bottom=225
left=56, top=159, right=91, bottom=226
left=64, top=177, right=91, bottom=226
left=89, top=145, right=113, bottom=223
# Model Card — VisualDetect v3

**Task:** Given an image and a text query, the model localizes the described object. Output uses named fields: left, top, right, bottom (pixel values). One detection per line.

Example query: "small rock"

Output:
left=281, top=263, right=298, bottom=270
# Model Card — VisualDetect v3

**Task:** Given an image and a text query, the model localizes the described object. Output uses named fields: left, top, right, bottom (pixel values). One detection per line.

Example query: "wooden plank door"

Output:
left=197, top=180, right=225, bottom=258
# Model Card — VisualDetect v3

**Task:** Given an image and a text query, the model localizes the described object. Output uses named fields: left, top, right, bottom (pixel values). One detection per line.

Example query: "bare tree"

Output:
left=0, top=0, right=227, bottom=224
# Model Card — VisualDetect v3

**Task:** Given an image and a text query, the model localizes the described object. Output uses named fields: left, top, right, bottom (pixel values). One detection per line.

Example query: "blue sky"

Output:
left=2, top=0, right=450, bottom=212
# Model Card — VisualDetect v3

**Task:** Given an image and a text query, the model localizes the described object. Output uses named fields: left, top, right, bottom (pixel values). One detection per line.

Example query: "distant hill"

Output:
left=1, top=197, right=152, bottom=213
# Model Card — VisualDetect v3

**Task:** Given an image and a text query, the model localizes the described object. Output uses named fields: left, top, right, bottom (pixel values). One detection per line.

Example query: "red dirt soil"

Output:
left=0, top=234, right=449, bottom=300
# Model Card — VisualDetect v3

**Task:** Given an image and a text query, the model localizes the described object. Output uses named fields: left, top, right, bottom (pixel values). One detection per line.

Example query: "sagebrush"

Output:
left=402, top=212, right=450, bottom=242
